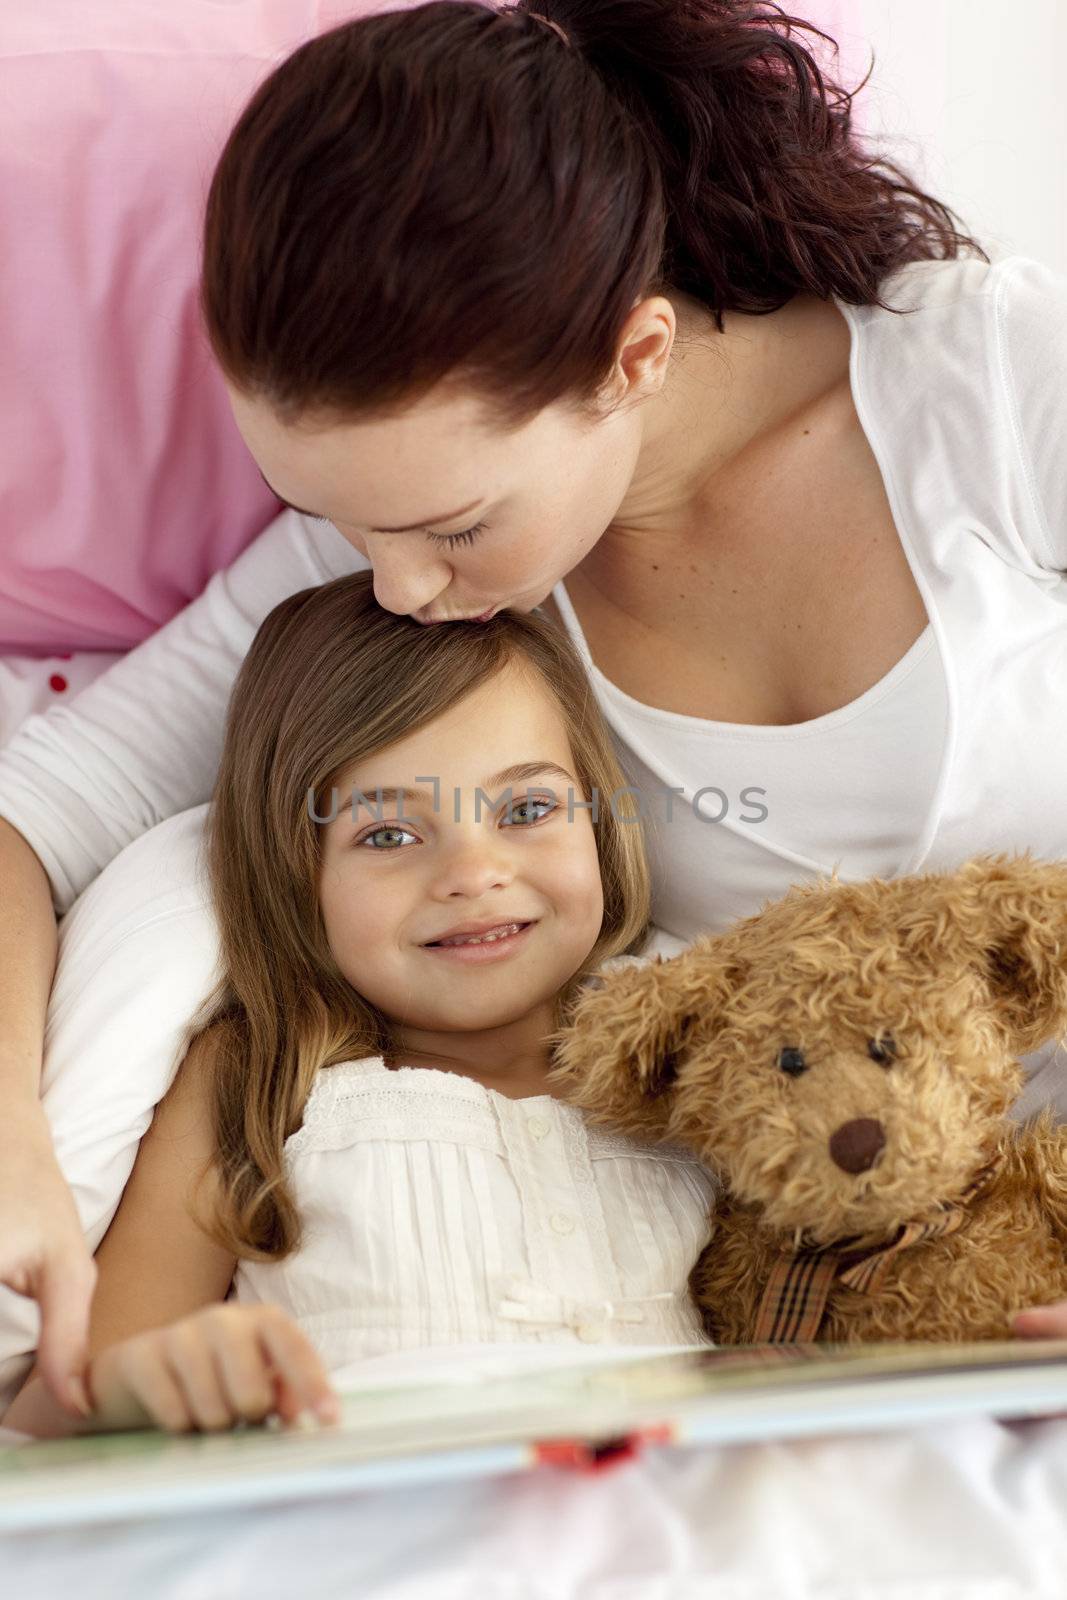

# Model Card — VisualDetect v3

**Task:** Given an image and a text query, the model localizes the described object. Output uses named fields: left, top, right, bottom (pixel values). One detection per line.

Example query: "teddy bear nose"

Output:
left=829, top=1118, right=886, bottom=1174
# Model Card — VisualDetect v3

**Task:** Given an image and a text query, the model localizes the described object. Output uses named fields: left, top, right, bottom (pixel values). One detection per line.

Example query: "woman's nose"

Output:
left=368, top=541, right=451, bottom=617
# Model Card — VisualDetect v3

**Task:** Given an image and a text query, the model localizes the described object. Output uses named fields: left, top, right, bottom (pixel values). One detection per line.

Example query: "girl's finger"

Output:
left=162, top=1324, right=237, bottom=1432
left=210, top=1321, right=276, bottom=1425
left=122, top=1342, right=195, bottom=1434
left=255, top=1308, right=339, bottom=1424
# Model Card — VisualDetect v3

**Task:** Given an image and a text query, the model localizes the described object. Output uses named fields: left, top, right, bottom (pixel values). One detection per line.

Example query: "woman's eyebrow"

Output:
left=257, top=469, right=483, bottom=531
left=370, top=499, right=484, bottom=533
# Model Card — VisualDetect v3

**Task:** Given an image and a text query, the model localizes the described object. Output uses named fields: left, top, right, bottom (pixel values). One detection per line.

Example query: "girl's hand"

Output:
left=1012, top=1299, right=1067, bottom=1339
left=85, top=1303, right=341, bottom=1434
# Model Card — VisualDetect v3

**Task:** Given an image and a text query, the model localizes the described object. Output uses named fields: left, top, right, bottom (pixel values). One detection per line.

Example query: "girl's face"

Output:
left=224, top=380, right=645, bottom=624
left=316, top=660, right=605, bottom=1071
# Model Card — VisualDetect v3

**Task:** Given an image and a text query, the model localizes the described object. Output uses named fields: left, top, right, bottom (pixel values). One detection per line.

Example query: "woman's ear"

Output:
left=946, top=854, right=1067, bottom=1056
left=547, top=942, right=726, bottom=1139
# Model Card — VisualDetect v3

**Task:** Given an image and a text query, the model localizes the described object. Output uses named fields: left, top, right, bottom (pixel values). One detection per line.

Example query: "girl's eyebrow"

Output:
left=337, top=762, right=577, bottom=821
left=257, top=469, right=483, bottom=532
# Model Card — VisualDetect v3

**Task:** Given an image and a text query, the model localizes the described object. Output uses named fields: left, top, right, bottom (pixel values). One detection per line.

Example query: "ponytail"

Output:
left=532, top=0, right=987, bottom=324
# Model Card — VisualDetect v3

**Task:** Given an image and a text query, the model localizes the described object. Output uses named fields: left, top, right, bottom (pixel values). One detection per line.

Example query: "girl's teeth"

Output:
left=439, top=923, right=523, bottom=947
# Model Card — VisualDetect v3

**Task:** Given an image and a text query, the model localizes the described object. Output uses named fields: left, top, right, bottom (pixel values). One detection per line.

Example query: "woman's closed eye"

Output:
left=354, top=794, right=555, bottom=850
left=299, top=516, right=487, bottom=552
left=425, top=521, right=488, bottom=549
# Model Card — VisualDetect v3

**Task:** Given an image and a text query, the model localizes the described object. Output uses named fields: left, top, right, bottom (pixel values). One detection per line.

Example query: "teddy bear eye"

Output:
left=777, top=1046, right=808, bottom=1077
left=867, top=1034, right=898, bottom=1066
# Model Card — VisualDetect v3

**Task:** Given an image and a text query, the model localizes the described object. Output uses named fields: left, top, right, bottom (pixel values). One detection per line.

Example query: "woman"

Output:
left=1, top=0, right=1065, bottom=1415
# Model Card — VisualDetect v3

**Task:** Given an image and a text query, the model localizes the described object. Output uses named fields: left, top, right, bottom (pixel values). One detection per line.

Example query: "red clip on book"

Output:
left=534, top=1422, right=676, bottom=1474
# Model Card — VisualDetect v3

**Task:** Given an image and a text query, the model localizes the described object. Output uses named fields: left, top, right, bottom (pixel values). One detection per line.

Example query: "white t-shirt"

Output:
left=0, top=250, right=1063, bottom=928
left=232, top=1056, right=716, bottom=1368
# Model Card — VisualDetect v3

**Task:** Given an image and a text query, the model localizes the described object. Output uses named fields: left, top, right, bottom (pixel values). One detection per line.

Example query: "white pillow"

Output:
left=0, top=803, right=220, bottom=1409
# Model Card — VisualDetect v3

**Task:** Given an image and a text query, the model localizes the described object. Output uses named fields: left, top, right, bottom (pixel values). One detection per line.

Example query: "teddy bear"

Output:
left=547, top=853, right=1067, bottom=1345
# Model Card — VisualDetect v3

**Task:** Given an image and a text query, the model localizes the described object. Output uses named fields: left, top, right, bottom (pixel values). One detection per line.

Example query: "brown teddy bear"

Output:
left=548, top=854, right=1067, bottom=1345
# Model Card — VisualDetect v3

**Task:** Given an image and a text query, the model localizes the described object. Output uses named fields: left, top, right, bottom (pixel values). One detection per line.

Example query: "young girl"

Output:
left=3, top=573, right=715, bottom=1437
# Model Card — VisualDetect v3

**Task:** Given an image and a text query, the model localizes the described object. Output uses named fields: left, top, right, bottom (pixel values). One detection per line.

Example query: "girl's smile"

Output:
left=420, top=919, right=537, bottom=963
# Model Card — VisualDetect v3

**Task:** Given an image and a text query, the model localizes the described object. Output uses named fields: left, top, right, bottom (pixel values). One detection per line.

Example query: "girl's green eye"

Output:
left=426, top=522, right=488, bottom=549
left=356, top=825, right=418, bottom=850
left=504, top=797, right=554, bottom=825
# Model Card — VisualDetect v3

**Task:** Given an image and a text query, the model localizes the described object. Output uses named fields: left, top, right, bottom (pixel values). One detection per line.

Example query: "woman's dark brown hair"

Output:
left=200, top=0, right=987, bottom=431
left=189, top=572, right=652, bottom=1261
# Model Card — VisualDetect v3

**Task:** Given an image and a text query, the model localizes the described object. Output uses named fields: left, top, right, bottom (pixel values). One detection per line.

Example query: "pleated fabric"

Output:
left=233, top=1058, right=718, bottom=1370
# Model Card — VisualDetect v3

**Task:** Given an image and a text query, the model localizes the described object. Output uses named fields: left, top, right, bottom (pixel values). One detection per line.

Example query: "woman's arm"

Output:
left=0, top=817, right=97, bottom=1416
left=0, top=508, right=368, bottom=918
left=2, top=1025, right=240, bottom=1437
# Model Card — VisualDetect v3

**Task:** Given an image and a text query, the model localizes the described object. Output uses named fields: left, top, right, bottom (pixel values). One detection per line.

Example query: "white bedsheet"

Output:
left=3, top=661, right=1067, bottom=1598
left=2, top=1410, right=1067, bottom=1599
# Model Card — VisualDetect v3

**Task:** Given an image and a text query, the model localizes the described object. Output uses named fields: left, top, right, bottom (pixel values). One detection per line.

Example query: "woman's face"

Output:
left=225, top=380, right=645, bottom=622
left=316, top=659, right=605, bottom=1056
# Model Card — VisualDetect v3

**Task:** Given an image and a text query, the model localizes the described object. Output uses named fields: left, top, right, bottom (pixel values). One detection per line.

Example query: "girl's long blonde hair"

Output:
left=192, top=572, right=652, bottom=1261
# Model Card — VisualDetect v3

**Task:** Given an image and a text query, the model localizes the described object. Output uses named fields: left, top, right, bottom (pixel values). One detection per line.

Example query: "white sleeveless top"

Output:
left=549, top=584, right=950, bottom=941
left=232, top=1057, right=717, bottom=1372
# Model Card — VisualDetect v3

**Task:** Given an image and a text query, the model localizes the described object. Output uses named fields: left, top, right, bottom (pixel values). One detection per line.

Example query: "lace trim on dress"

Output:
left=286, top=1059, right=493, bottom=1155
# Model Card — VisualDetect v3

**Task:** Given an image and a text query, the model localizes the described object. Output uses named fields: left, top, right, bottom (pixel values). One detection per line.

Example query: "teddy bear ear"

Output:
left=942, top=854, right=1067, bottom=1055
left=547, top=944, right=726, bottom=1139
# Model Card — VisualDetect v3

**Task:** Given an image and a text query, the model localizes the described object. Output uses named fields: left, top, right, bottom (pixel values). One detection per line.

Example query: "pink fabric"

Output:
left=0, top=0, right=859, bottom=658
left=0, top=2, right=418, bottom=656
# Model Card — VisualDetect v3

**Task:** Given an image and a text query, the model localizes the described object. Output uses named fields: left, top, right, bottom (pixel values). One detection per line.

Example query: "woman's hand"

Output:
left=0, top=1101, right=97, bottom=1417
left=1011, top=1299, right=1067, bottom=1339
left=85, top=1303, right=340, bottom=1434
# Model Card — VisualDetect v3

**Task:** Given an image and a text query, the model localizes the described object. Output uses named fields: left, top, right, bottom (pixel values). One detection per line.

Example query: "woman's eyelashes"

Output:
left=301, top=516, right=487, bottom=552
left=425, top=521, right=488, bottom=549
left=353, top=794, right=556, bottom=851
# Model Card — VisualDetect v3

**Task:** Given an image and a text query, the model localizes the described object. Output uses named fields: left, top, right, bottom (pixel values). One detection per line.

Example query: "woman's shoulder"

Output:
left=849, top=249, right=1067, bottom=576
left=839, top=248, right=1061, bottom=332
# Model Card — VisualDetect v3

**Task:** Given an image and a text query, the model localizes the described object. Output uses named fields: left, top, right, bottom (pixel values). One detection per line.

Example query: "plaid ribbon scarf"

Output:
left=752, top=1157, right=1001, bottom=1343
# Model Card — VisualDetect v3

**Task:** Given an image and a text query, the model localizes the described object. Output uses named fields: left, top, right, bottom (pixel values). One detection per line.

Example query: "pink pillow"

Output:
left=0, top=2, right=414, bottom=656
left=0, top=0, right=857, bottom=657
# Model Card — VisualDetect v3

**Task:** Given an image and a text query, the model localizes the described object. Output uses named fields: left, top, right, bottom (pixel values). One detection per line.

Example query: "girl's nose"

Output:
left=432, top=834, right=516, bottom=897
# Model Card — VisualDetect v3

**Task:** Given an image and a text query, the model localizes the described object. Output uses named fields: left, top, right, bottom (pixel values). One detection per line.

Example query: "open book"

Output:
left=2, top=1337, right=1066, bottom=1532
